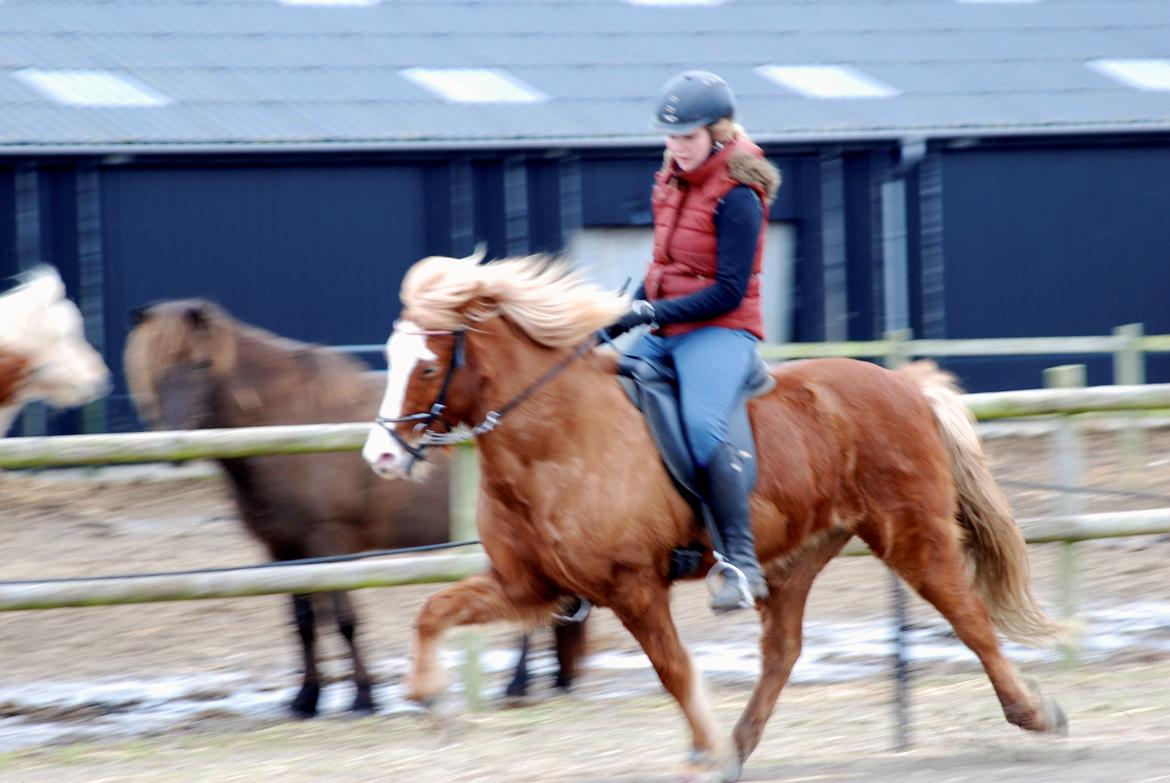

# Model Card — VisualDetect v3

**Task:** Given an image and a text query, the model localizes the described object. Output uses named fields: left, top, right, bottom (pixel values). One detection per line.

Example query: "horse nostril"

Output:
left=372, top=453, right=398, bottom=476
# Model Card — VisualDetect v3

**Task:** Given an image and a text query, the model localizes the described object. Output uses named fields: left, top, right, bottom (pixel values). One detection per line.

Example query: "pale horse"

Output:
left=0, top=266, right=110, bottom=435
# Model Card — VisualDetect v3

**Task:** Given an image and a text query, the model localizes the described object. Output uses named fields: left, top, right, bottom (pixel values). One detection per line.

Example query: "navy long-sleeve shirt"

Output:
left=636, top=185, right=763, bottom=326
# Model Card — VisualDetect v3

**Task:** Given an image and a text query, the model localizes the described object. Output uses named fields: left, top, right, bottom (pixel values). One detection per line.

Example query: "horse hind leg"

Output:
left=553, top=618, right=587, bottom=691
left=731, top=529, right=851, bottom=767
left=504, top=633, right=532, bottom=700
left=332, top=591, right=375, bottom=713
left=867, top=513, right=1066, bottom=735
left=504, top=617, right=586, bottom=701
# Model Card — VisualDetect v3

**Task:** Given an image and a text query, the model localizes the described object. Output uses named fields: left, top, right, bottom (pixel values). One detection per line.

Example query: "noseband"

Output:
left=373, top=329, right=468, bottom=467
left=373, top=328, right=598, bottom=472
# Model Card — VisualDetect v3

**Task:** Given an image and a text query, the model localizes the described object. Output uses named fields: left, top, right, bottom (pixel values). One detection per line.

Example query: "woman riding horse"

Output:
left=604, top=70, right=780, bottom=612
left=362, top=74, right=1066, bottom=782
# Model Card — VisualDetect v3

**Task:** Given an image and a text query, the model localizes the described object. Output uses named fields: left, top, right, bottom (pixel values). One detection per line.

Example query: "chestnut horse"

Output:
left=363, top=254, right=1067, bottom=782
left=0, top=266, right=110, bottom=435
left=125, top=300, right=582, bottom=715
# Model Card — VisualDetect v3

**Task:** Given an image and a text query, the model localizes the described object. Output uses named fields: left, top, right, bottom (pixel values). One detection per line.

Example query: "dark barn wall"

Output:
left=843, top=151, right=880, bottom=340
left=94, top=152, right=592, bottom=431
left=0, top=168, right=16, bottom=279
left=579, top=152, right=660, bottom=226
left=9, top=136, right=1170, bottom=432
left=938, top=142, right=1170, bottom=390
left=97, top=161, right=432, bottom=430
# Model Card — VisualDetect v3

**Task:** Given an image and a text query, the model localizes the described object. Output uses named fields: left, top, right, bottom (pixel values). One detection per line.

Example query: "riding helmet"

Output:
left=652, top=71, right=736, bottom=134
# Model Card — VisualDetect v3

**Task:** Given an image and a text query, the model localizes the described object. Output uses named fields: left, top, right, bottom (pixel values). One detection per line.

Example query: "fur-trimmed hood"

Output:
left=727, top=146, right=782, bottom=206
left=661, top=141, right=782, bottom=205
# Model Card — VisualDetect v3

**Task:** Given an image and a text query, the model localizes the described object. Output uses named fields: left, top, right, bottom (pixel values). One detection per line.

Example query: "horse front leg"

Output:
left=407, top=571, right=540, bottom=705
left=610, top=582, right=735, bottom=783
left=289, top=593, right=321, bottom=717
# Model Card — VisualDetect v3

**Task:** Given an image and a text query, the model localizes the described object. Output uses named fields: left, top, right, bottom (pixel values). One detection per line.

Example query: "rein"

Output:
left=374, top=329, right=600, bottom=467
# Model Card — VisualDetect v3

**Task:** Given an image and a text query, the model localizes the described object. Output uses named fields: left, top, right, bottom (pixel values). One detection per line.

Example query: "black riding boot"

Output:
left=703, top=442, right=769, bottom=613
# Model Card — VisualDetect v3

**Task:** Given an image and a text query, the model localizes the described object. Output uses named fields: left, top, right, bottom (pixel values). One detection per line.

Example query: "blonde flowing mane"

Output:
left=400, top=251, right=630, bottom=348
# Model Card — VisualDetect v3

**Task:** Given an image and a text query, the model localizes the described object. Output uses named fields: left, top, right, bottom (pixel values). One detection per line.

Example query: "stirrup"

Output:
left=552, top=596, right=592, bottom=624
left=705, top=554, right=755, bottom=611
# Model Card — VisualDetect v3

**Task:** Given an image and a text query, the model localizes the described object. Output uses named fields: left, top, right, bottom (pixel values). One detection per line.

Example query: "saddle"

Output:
left=616, top=351, right=775, bottom=577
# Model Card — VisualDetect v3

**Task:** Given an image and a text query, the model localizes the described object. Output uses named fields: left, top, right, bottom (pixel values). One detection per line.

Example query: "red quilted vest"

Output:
left=643, top=140, right=767, bottom=340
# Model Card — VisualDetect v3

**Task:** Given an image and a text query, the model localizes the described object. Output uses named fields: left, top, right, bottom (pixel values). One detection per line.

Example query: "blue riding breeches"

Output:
left=623, top=326, right=760, bottom=468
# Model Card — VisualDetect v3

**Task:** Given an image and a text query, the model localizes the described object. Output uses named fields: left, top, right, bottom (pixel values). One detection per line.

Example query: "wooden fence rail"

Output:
left=5, top=371, right=1169, bottom=728
left=338, top=329, right=1170, bottom=362
left=4, top=384, right=1170, bottom=469
left=2, top=511, right=1167, bottom=612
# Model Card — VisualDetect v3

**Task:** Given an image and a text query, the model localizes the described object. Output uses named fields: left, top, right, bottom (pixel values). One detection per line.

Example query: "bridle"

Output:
left=373, top=329, right=468, bottom=467
left=373, top=327, right=599, bottom=472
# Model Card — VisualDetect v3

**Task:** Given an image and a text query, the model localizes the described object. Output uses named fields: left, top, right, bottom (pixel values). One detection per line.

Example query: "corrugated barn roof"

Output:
left=2, top=0, right=1170, bottom=152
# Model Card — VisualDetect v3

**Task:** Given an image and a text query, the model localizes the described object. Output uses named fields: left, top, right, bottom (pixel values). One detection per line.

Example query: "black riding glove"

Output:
left=603, top=300, right=657, bottom=339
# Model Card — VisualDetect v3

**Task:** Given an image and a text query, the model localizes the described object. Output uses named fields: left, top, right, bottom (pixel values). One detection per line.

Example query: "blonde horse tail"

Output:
left=899, top=361, right=1066, bottom=647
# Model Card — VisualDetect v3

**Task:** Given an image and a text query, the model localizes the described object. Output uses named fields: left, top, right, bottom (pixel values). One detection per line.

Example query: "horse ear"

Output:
left=185, top=304, right=209, bottom=330
left=130, top=305, right=152, bottom=326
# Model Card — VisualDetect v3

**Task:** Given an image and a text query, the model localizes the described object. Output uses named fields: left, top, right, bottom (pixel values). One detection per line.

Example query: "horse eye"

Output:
left=421, top=365, right=441, bottom=378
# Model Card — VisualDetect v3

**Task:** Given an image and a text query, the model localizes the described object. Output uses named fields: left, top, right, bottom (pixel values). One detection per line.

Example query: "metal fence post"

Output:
left=883, top=328, right=913, bottom=750
left=1043, top=364, right=1084, bottom=666
left=1113, top=323, right=1146, bottom=477
left=451, top=442, right=485, bottom=710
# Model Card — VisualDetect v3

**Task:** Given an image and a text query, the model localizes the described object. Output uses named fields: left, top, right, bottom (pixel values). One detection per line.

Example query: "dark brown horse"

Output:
left=125, top=299, right=582, bottom=715
left=363, top=254, right=1068, bottom=782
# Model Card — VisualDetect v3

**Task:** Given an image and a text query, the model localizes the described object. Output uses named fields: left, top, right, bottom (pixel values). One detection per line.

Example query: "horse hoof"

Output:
left=289, top=684, right=321, bottom=718
left=1042, top=696, right=1068, bottom=736
left=504, top=679, right=529, bottom=700
left=404, top=666, right=450, bottom=705
left=671, top=765, right=719, bottom=783
left=351, top=693, right=377, bottom=715
left=678, top=748, right=739, bottom=783
left=719, top=756, right=743, bottom=783
left=1020, top=678, right=1068, bottom=736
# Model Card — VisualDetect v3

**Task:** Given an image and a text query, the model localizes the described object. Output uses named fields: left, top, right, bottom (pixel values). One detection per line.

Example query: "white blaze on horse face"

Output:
left=362, top=320, right=436, bottom=477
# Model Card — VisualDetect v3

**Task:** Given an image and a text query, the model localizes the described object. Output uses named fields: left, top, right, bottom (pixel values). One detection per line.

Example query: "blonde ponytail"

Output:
left=708, top=118, right=749, bottom=144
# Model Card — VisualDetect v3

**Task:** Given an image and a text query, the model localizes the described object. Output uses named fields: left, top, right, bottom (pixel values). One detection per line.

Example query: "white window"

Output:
left=277, top=0, right=379, bottom=6
left=756, top=64, right=899, bottom=99
left=401, top=68, right=548, bottom=103
left=624, top=0, right=727, bottom=6
left=1088, top=59, right=1170, bottom=92
left=14, top=69, right=171, bottom=107
left=567, top=224, right=796, bottom=344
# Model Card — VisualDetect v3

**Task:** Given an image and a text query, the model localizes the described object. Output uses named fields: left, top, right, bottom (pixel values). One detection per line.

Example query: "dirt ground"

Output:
left=1, top=426, right=1169, bottom=781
